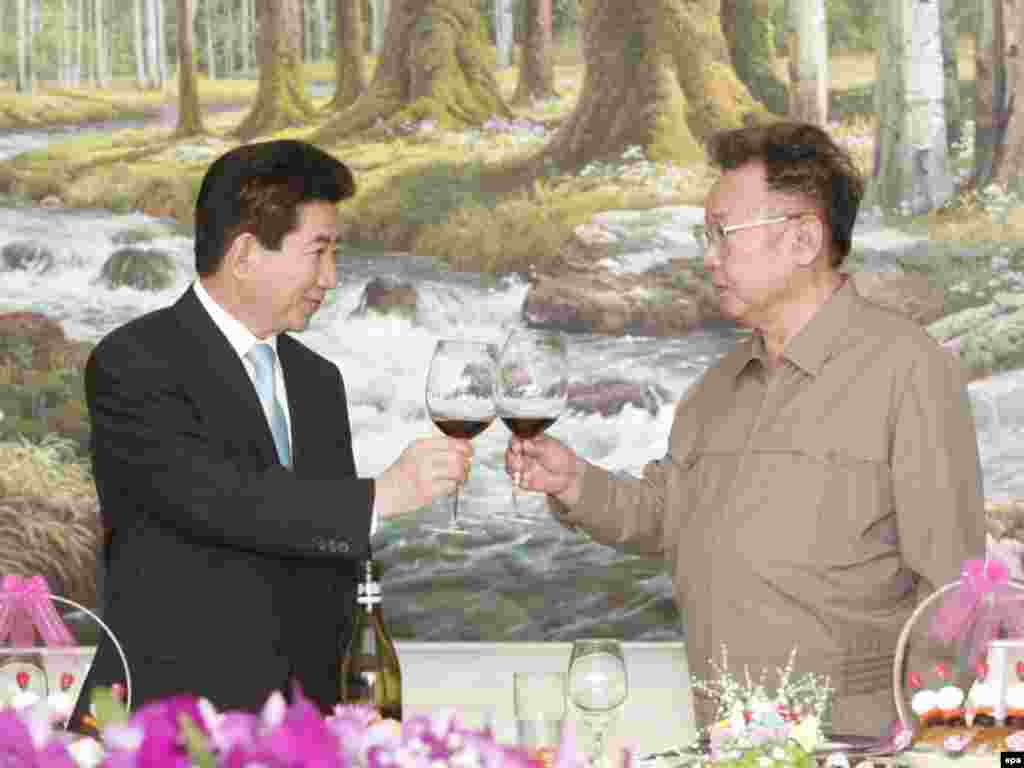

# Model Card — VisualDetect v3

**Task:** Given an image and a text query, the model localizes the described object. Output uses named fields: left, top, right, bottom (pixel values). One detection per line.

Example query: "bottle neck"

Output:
left=357, top=578, right=382, bottom=615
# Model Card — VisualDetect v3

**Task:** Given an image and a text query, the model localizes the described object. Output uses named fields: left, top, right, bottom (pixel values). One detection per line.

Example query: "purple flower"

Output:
left=0, top=709, right=77, bottom=768
left=100, top=695, right=207, bottom=768
left=223, top=686, right=341, bottom=768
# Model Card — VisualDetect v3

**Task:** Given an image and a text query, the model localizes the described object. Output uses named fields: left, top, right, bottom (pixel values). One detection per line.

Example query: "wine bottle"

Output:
left=339, top=559, right=403, bottom=721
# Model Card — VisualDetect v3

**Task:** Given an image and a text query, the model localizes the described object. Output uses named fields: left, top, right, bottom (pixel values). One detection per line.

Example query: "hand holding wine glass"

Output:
left=495, top=329, right=568, bottom=513
left=424, top=339, right=497, bottom=534
left=567, top=639, right=628, bottom=768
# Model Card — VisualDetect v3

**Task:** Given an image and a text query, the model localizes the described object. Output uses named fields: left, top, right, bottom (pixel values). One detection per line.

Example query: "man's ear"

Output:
left=793, top=214, right=825, bottom=267
left=226, top=233, right=259, bottom=280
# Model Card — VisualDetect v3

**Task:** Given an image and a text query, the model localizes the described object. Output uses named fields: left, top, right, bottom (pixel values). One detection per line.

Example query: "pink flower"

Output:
left=0, top=709, right=77, bottom=768
left=943, top=733, right=973, bottom=753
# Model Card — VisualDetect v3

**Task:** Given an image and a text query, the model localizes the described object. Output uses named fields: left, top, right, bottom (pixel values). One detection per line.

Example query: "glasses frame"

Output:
left=691, top=211, right=816, bottom=253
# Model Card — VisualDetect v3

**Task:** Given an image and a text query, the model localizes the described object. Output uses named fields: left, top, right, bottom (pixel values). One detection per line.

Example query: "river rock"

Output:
left=350, top=276, right=418, bottom=319
left=567, top=377, right=673, bottom=417
left=98, top=247, right=176, bottom=291
left=1, top=240, right=57, bottom=273
left=0, top=311, right=91, bottom=370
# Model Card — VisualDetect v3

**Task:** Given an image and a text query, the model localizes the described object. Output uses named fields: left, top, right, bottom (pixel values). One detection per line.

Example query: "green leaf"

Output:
left=90, top=686, right=129, bottom=729
left=180, top=713, right=216, bottom=768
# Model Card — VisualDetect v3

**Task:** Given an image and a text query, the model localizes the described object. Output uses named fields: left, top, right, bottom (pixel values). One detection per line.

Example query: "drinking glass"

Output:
left=495, top=329, right=568, bottom=516
left=424, top=339, right=497, bottom=534
left=567, top=639, right=628, bottom=768
left=514, top=671, right=566, bottom=767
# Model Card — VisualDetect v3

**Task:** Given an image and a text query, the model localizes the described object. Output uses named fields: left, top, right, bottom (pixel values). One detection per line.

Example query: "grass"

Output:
left=0, top=435, right=94, bottom=498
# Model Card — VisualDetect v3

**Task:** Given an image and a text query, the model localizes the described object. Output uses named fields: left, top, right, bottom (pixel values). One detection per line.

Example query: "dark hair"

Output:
left=707, top=122, right=864, bottom=267
left=194, top=140, right=356, bottom=276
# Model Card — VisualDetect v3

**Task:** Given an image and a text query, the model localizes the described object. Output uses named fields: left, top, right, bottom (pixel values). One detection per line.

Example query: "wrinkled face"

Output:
left=703, top=162, right=815, bottom=329
left=245, top=200, right=340, bottom=337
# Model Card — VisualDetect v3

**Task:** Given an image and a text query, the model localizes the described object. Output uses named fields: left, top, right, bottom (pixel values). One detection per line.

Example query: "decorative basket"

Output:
left=891, top=568, right=1024, bottom=742
left=0, top=575, right=132, bottom=725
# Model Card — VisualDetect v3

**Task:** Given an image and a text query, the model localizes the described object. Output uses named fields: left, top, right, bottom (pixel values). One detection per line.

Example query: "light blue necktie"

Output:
left=248, top=343, right=291, bottom=468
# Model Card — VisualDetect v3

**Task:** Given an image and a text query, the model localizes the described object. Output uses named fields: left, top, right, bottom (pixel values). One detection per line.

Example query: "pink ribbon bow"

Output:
left=0, top=575, right=74, bottom=647
left=929, top=558, right=1024, bottom=668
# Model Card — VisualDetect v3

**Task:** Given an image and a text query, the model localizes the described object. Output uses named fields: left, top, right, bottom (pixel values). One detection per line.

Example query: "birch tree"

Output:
left=316, top=0, right=328, bottom=60
left=61, top=0, right=70, bottom=84
left=157, top=0, right=169, bottom=83
left=495, top=0, right=514, bottom=68
left=240, top=0, right=253, bottom=70
left=205, top=0, right=218, bottom=78
left=134, top=0, right=149, bottom=86
left=370, top=0, right=388, bottom=52
left=17, top=0, right=30, bottom=92
left=871, top=0, right=953, bottom=214
left=786, top=0, right=828, bottom=124
left=75, top=0, right=84, bottom=83
left=95, top=0, right=106, bottom=85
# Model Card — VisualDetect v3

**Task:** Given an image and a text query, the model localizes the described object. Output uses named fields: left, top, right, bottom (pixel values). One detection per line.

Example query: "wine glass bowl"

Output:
left=495, top=329, right=569, bottom=515
left=567, top=639, right=628, bottom=768
left=424, top=339, right=498, bottom=533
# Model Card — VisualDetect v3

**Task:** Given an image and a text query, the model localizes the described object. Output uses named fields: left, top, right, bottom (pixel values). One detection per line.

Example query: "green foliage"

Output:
left=396, top=161, right=497, bottom=228
left=90, top=686, right=129, bottom=730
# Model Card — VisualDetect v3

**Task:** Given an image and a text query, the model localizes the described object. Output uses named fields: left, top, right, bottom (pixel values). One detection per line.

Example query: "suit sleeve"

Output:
left=86, top=336, right=374, bottom=561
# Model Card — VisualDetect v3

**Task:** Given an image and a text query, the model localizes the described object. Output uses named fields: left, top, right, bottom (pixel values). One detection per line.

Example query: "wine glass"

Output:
left=495, top=329, right=568, bottom=516
left=567, top=639, right=628, bottom=768
left=424, top=339, right=497, bottom=534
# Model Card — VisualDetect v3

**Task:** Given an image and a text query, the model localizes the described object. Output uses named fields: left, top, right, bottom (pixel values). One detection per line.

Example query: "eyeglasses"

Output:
left=691, top=212, right=815, bottom=253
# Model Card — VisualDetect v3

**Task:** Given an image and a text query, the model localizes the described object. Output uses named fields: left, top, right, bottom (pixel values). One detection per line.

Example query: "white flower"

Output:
left=67, top=737, right=105, bottom=768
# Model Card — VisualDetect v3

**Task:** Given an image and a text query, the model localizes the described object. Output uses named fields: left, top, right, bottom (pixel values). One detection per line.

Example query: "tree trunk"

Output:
left=495, top=0, right=513, bottom=68
left=158, top=0, right=169, bottom=83
left=134, top=0, right=148, bottom=86
left=75, top=0, right=83, bottom=84
left=95, top=0, right=104, bottom=86
left=234, top=0, right=318, bottom=140
left=29, top=0, right=38, bottom=89
left=176, top=0, right=205, bottom=134
left=723, top=0, right=788, bottom=113
left=299, top=0, right=308, bottom=62
left=145, top=0, right=158, bottom=85
left=871, top=0, right=953, bottom=214
left=61, top=0, right=69, bottom=84
left=328, top=0, right=366, bottom=110
left=205, top=0, right=217, bottom=78
left=370, top=0, right=388, bottom=52
left=17, top=0, right=29, bottom=92
left=224, top=0, right=235, bottom=74
left=316, top=0, right=327, bottom=59
left=241, top=0, right=253, bottom=70
left=939, top=0, right=962, bottom=152
left=522, top=0, right=765, bottom=175
left=539, top=0, right=550, bottom=43
left=993, top=0, right=1024, bottom=190
left=786, top=0, right=828, bottom=124
left=511, top=0, right=557, bottom=105
left=314, top=0, right=511, bottom=140
left=976, top=0, right=1008, bottom=185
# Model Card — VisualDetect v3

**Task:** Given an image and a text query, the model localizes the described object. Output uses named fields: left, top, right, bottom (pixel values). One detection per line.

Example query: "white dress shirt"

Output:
left=192, top=279, right=378, bottom=534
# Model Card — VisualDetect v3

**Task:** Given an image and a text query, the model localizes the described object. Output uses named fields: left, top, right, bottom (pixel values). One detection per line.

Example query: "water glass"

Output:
left=514, top=671, right=566, bottom=764
left=567, top=639, right=628, bottom=768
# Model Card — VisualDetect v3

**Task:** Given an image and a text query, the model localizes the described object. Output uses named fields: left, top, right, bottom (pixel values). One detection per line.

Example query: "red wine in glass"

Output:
left=424, top=339, right=498, bottom=534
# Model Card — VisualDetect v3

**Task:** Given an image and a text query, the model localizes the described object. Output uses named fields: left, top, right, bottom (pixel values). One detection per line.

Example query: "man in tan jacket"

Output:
left=505, top=122, right=985, bottom=737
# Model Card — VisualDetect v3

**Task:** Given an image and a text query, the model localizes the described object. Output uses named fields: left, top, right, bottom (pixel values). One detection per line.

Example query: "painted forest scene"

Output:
left=1, top=0, right=1024, bottom=643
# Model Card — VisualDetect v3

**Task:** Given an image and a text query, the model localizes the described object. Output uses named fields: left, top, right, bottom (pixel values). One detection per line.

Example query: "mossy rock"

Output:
left=98, top=247, right=176, bottom=291
left=1, top=240, right=57, bottom=273
left=956, top=307, right=1024, bottom=375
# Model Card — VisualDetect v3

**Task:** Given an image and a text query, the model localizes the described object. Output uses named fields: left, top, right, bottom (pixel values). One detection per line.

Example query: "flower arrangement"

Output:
left=690, top=646, right=833, bottom=767
left=0, top=685, right=588, bottom=768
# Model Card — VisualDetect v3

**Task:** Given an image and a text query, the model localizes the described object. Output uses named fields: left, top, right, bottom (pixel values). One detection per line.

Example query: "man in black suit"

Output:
left=72, top=140, right=471, bottom=721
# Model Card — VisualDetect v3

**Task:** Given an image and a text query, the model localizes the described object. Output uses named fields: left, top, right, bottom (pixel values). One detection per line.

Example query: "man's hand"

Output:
left=505, top=434, right=584, bottom=507
left=375, top=437, right=473, bottom=519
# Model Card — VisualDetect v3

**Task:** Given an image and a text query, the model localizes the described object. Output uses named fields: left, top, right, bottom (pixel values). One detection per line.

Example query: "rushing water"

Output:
left=1, top=128, right=1022, bottom=641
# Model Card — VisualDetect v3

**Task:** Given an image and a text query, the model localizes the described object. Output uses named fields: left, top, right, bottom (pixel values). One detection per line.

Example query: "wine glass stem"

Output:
left=452, top=481, right=463, bottom=527
left=587, top=717, right=609, bottom=768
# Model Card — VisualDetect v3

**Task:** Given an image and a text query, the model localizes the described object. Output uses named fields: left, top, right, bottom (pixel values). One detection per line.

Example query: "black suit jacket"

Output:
left=73, top=286, right=373, bottom=722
